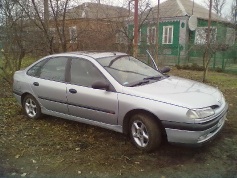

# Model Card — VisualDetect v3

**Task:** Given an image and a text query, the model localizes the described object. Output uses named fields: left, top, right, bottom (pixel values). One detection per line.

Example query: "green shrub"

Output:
left=175, top=63, right=204, bottom=71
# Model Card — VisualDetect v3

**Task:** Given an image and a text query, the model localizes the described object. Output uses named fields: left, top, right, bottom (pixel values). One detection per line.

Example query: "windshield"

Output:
left=97, top=55, right=163, bottom=86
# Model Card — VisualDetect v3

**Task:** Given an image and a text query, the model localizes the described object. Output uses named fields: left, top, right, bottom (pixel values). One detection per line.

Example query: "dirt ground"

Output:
left=0, top=69, right=237, bottom=178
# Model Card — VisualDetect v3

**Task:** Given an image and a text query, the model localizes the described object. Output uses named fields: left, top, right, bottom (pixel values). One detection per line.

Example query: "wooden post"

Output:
left=133, top=0, right=139, bottom=58
left=44, top=0, right=49, bottom=30
left=155, top=0, right=160, bottom=66
left=203, top=0, right=212, bottom=82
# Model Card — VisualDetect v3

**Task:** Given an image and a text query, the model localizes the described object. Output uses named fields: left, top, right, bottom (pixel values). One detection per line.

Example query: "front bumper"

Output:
left=163, top=104, right=228, bottom=145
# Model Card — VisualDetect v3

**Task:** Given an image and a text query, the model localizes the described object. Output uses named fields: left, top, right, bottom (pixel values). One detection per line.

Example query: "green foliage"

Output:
left=21, top=56, right=39, bottom=68
left=0, top=55, right=39, bottom=86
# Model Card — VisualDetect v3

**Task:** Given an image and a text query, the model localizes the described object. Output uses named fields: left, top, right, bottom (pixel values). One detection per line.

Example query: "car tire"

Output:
left=129, top=113, right=162, bottom=152
left=22, top=94, right=42, bottom=119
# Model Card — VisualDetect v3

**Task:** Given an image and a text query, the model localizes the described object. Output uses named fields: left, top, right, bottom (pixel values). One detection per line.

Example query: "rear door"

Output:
left=28, top=56, right=69, bottom=114
left=66, top=57, right=118, bottom=125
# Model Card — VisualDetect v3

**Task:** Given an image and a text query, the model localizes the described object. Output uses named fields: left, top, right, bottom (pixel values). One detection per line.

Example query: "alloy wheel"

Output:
left=25, top=98, right=37, bottom=118
left=131, top=120, right=149, bottom=147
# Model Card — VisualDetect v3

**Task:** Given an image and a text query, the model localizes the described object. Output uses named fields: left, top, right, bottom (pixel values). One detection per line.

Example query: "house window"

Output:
left=162, top=26, right=173, bottom=44
left=49, top=28, right=56, bottom=43
left=116, top=31, right=127, bottom=44
left=116, top=32, right=121, bottom=43
left=49, top=28, right=55, bottom=36
left=58, top=27, right=64, bottom=43
left=59, top=27, right=63, bottom=35
left=226, top=28, right=235, bottom=45
left=147, top=27, right=156, bottom=44
left=195, top=27, right=217, bottom=45
left=69, top=26, right=77, bottom=43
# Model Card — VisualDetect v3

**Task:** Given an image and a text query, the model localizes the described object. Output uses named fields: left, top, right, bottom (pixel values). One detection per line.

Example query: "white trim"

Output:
left=138, top=29, right=142, bottom=45
left=162, top=26, right=173, bottom=44
left=151, top=27, right=156, bottom=44
left=147, top=27, right=150, bottom=44
left=132, top=27, right=134, bottom=44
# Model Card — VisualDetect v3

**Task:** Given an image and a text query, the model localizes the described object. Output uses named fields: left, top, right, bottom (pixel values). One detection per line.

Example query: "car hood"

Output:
left=122, top=76, right=223, bottom=109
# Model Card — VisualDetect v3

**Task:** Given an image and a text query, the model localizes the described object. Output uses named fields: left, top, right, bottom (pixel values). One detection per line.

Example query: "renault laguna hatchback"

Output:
left=13, top=52, right=228, bottom=152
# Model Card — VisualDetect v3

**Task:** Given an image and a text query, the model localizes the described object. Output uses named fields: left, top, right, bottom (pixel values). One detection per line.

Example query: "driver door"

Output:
left=66, top=57, right=118, bottom=125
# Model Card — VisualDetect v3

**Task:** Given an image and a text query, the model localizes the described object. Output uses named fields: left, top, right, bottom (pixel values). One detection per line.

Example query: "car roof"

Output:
left=57, top=51, right=128, bottom=59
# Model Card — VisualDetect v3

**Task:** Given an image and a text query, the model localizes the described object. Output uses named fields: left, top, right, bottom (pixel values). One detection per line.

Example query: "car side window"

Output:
left=70, top=58, right=107, bottom=87
left=27, top=59, right=48, bottom=77
left=38, top=57, right=68, bottom=82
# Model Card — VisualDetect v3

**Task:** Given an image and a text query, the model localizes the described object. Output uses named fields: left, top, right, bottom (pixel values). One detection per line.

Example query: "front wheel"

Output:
left=22, top=95, right=42, bottom=119
left=129, top=113, right=162, bottom=152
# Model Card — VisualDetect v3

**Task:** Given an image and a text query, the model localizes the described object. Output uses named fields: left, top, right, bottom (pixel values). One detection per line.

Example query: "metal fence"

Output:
left=138, top=44, right=237, bottom=74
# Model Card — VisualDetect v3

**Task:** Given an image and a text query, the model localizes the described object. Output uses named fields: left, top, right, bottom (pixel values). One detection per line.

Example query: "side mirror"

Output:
left=92, top=81, right=110, bottom=91
left=160, top=66, right=170, bottom=73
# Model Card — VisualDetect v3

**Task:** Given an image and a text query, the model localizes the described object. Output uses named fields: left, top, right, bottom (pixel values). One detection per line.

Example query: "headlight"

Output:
left=186, top=107, right=215, bottom=119
left=220, top=92, right=225, bottom=104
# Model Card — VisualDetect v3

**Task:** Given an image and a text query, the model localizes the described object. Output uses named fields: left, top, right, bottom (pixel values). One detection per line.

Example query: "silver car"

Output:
left=13, top=52, right=228, bottom=152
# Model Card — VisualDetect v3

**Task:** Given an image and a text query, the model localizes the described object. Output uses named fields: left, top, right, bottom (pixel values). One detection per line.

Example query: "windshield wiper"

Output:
left=129, top=80, right=150, bottom=87
left=143, top=75, right=162, bottom=80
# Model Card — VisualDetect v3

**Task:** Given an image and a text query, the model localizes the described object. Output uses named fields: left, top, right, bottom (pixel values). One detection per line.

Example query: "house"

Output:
left=49, top=2, right=130, bottom=52
left=129, top=0, right=236, bottom=66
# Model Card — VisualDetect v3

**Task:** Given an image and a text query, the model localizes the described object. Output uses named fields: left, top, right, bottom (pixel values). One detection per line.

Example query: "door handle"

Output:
left=33, top=82, right=39, bottom=86
left=69, top=88, right=77, bottom=94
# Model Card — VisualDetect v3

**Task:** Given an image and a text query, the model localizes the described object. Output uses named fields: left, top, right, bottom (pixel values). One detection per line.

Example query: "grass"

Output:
left=0, top=55, right=38, bottom=69
left=0, top=68, right=237, bottom=177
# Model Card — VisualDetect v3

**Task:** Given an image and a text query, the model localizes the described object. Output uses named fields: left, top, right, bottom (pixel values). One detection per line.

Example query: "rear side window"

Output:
left=27, top=59, right=47, bottom=77
left=27, top=57, right=68, bottom=82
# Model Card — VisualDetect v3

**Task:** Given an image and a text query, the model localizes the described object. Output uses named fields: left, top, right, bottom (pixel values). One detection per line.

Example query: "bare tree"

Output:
left=15, top=0, right=72, bottom=54
left=49, top=0, right=71, bottom=52
left=205, top=0, right=226, bottom=17
left=203, top=0, right=213, bottom=82
left=226, top=0, right=237, bottom=22
left=0, top=0, right=74, bottom=84
left=0, top=0, right=30, bottom=84
left=117, top=0, right=153, bottom=55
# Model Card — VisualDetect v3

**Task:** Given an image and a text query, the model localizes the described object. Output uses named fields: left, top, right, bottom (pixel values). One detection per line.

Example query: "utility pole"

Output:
left=133, top=0, right=138, bottom=57
left=155, top=0, right=160, bottom=65
left=44, top=0, right=49, bottom=30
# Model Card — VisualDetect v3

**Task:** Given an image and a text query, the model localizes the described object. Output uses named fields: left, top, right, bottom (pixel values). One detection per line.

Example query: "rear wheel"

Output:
left=129, top=113, right=162, bottom=152
left=23, top=95, right=42, bottom=119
